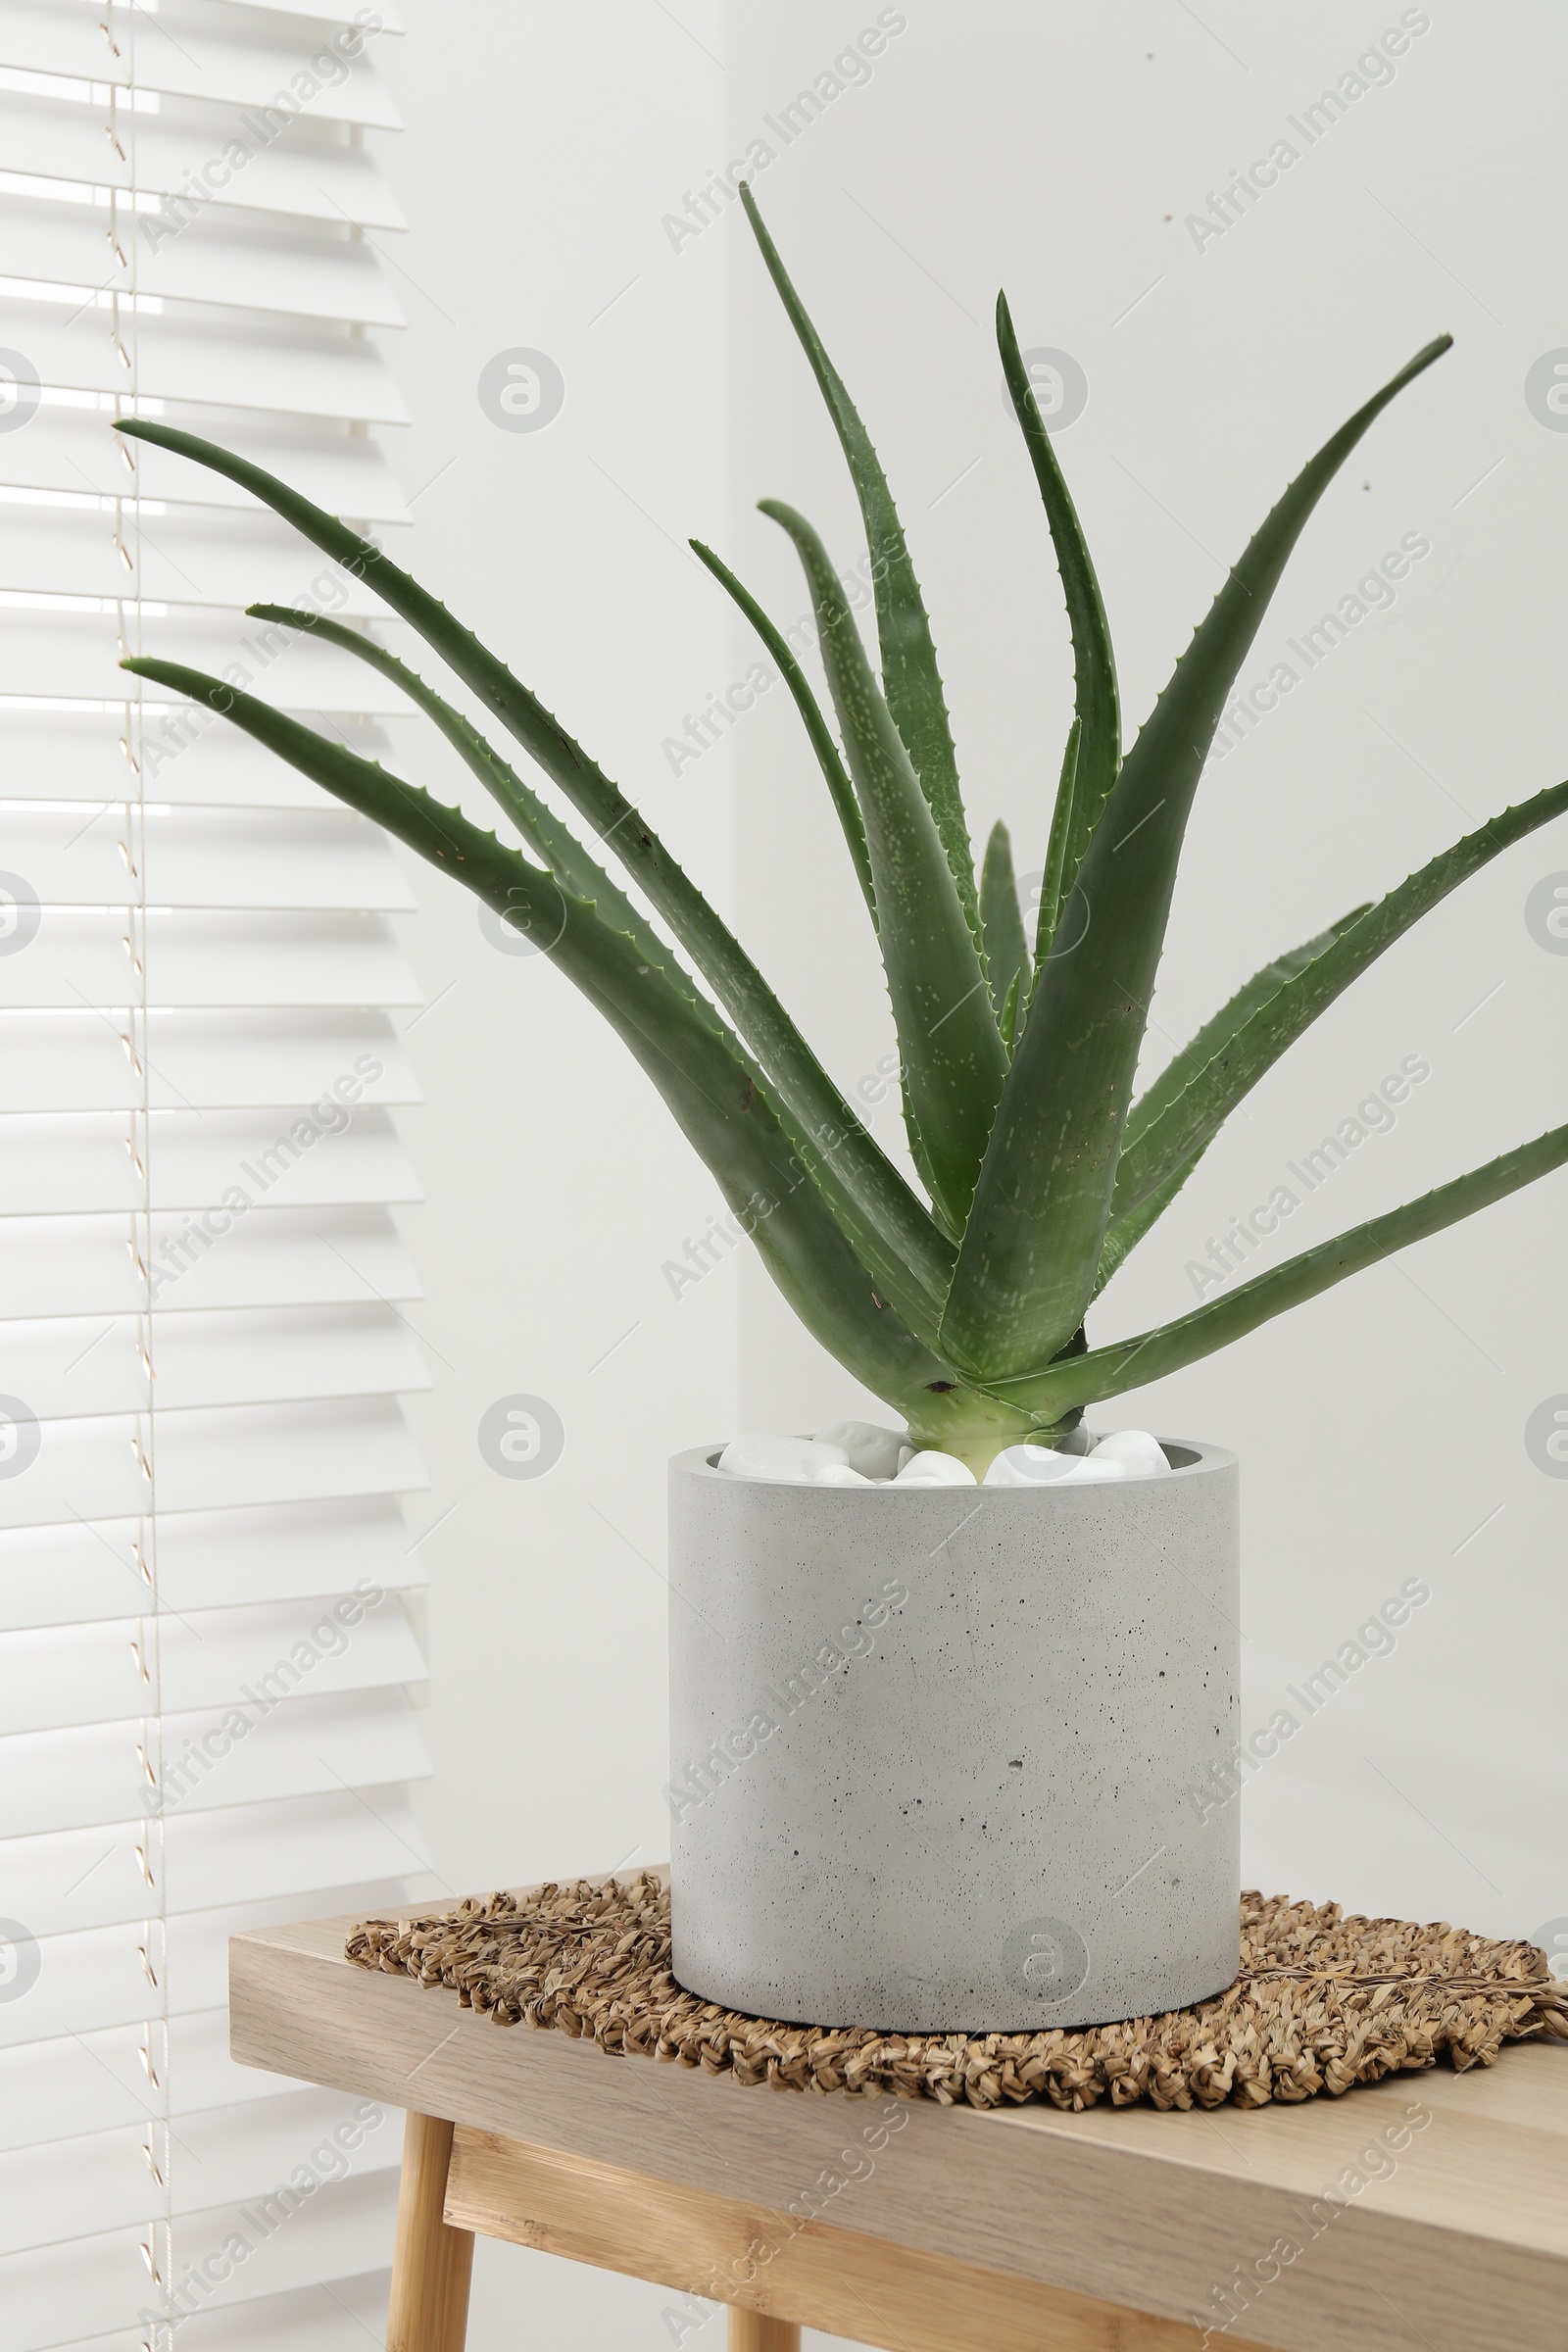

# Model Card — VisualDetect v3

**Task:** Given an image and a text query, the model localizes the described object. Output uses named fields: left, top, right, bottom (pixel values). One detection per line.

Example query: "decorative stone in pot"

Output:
left=666, top=1437, right=1239, bottom=2034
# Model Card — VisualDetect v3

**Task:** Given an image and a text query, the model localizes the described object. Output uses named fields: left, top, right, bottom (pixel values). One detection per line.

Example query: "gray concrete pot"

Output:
left=666, top=1439, right=1239, bottom=2032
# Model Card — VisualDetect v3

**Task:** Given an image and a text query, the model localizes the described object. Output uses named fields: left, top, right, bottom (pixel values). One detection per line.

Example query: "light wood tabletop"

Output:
left=230, top=1897, right=1568, bottom=2352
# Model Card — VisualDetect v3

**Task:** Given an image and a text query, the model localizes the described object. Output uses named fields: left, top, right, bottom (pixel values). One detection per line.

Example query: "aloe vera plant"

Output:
left=120, top=189, right=1568, bottom=1474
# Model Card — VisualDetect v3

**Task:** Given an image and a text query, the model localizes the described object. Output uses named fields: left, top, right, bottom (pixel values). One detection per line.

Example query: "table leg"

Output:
left=724, top=2313, right=800, bottom=2352
left=386, top=2112, right=475, bottom=2352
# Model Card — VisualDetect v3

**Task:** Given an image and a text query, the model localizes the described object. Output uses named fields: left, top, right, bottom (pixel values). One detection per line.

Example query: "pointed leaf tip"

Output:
left=741, top=199, right=977, bottom=929
left=691, top=532, right=878, bottom=926
left=979, top=819, right=1028, bottom=1024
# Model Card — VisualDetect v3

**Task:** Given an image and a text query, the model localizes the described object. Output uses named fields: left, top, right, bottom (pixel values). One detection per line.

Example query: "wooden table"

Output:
left=230, top=1897, right=1568, bottom=2352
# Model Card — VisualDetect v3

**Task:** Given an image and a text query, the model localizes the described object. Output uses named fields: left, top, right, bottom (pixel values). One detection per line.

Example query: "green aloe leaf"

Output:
left=940, top=333, right=1452, bottom=1382
left=738, top=181, right=977, bottom=937
left=1111, top=775, right=1568, bottom=1228
left=121, top=654, right=957, bottom=1396
left=997, top=293, right=1120, bottom=932
left=686, top=541, right=876, bottom=925
left=112, top=418, right=954, bottom=1317
left=999, top=969, right=1021, bottom=1055
left=1093, top=1145, right=1206, bottom=1298
left=1101, top=909, right=1372, bottom=1276
left=979, top=819, right=1028, bottom=1020
left=761, top=497, right=1007, bottom=1236
left=245, top=604, right=673, bottom=964
left=1035, top=717, right=1079, bottom=967
left=233, top=611, right=950, bottom=1342
left=1119, top=911, right=1371, bottom=1167
left=986, top=1118, right=1568, bottom=1425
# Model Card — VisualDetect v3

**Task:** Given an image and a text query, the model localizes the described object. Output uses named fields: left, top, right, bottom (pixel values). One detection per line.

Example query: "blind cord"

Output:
left=109, top=8, right=174, bottom=2339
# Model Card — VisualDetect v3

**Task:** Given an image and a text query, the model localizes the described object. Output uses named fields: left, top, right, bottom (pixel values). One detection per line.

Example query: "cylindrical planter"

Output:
left=666, top=1439, right=1239, bottom=2032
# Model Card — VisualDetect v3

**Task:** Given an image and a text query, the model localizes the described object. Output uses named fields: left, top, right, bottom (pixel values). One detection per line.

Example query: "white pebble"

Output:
left=718, top=1433, right=850, bottom=1484
left=1090, top=1429, right=1169, bottom=1478
left=984, top=1445, right=1082, bottom=1487
left=813, top=1419, right=906, bottom=1480
left=1056, top=1453, right=1133, bottom=1483
left=894, top=1449, right=977, bottom=1485
left=717, top=1428, right=1161, bottom=1492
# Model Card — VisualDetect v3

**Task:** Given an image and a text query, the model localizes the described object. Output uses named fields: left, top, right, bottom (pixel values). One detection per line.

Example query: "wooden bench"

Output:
left=230, top=1903, right=1568, bottom=2352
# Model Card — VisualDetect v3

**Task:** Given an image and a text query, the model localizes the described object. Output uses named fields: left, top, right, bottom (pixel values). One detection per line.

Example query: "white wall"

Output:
left=376, top=5, right=1564, bottom=2345
left=374, top=11, right=744, bottom=2346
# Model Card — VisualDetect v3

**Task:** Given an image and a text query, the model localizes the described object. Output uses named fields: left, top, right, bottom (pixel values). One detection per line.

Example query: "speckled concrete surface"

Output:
left=667, top=1440, right=1240, bottom=2032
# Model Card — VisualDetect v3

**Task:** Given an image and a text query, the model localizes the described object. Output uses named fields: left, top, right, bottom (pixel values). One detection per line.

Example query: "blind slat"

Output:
left=3, top=2169, right=401, bottom=2351
left=207, top=0, right=407, bottom=30
left=0, top=411, right=411, bottom=523
left=0, top=1204, right=422, bottom=1321
left=1, top=2084, right=400, bottom=2259
left=6, top=1691, right=432, bottom=1837
left=0, top=4, right=402, bottom=129
left=0, top=90, right=407, bottom=227
left=4, top=1784, right=432, bottom=1938
left=0, top=1299, right=429, bottom=1420
left=0, top=1496, right=424, bottom=1633
left=69, top=2270, right=396, bottom=2352
left=0, top=193, right=407, bottom=327
left=4, top=1592, right=428, bottom=1732
left=0, top=300, right=410, bottom=422
left=0, top=1107, right=420, bottom=1217
left=1, top=506, right=395, bottom=615
left=0, top=1009, right=416, bottom=1114
left=0, top=1393, right=428, bottom=1531
left=0, top=1875, right=429, bottom=2058
left=2, top=911, right=419, bottom=1012
left=0, top=808, right=416, bottom=909
left=0, top=612, right=416, bottom=710
left=0, top=2006, right=309, bottom=2154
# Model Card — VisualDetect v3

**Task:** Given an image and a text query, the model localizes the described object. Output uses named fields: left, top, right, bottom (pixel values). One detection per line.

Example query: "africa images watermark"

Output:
left=658, top=1147, right=865, bottom=1303
left=146, top=1054, right=383, bottom=1301
left=137, top=569, right=356, bottom=782
left=1183, top=1054, right=1430, bottom=1302
left=136, top=2099, right=387, bottom=2335
left=662, top=2097, right=909, bottom=2344
left=0, top=1919, right=40, bottom=2003
left=661, top=11, right=908, bottom=256
left=661, top=1049, right=903, bottom=1302
left=1183, top=10, right=1433, bottom=256
left=662, top=662, right=778, bottom=781
left=139, top=10, right=384, bottom=251
left=1524, top=1395, right=1568, bottom=1478
left=662, top=547, right=889, bottom=779
left=1184, top=1573, right=1432, bottom=1827
left=663, top=1576, right=910, bottom=1826
left=477, top=1393, right=566, bottom=1479
left=1207, top=531, right=1433, bottom=765
left=1193, top=2102, right=1432, bottom=2343
left=149, top=1579, right=386, bottom=1815
left=1525, top=871, right=1568, bottom=953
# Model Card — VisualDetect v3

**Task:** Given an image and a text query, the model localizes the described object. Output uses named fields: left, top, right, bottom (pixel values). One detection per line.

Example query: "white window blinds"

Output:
left=0, top=5, right=434, bottom=2345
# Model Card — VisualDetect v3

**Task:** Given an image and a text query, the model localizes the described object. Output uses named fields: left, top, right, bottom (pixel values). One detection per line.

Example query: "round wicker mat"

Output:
left=346, top=1873, right=1566, bottom=2112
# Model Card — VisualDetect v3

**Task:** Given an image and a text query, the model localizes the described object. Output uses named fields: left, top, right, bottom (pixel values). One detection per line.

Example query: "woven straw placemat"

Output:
left=347, top=1873, right=1566, bottom=2112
